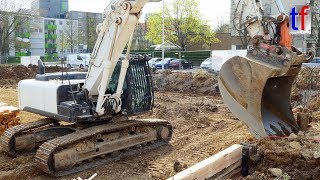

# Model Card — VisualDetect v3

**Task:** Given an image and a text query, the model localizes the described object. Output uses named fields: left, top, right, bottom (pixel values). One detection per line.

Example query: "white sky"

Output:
left=69, top=0, right=231, bottom=29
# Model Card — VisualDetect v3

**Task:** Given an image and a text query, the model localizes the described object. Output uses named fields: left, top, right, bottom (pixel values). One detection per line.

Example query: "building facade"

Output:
left=31, top=0, right=69, bottom=18
left=10, top=16, right=78, bottom=58
left=29, top=17, right=45, bottom=56
left=66, top=11, right=103, bottom=53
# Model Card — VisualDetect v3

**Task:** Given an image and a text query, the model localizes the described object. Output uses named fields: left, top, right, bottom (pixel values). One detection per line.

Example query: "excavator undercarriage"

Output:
left=1, top=118, right=172, bottom=176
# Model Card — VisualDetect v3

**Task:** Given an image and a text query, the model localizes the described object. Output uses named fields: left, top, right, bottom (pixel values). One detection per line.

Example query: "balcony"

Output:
left=46, top=24, right=57, bottom=30
left=24, top=32, right=31, bottom=38
left=15, top=32, right=31, bottom=39
left=15, top=52, right=31, bottom=56
left=45, top=34, right=57, bottom=39
left=50, top=34, right=57, bottom=39
left=45, top=43, right=57, bottom=49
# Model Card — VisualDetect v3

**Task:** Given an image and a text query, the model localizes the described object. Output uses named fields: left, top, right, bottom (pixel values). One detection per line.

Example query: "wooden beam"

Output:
left=167, top=144, right=243, bottom=180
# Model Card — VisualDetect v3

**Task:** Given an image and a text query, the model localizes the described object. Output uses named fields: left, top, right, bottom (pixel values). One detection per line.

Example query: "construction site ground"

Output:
left=0, top=65, right=320, bottom=180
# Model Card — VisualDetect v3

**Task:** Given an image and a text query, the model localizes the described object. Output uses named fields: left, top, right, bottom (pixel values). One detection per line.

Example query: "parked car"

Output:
left=148, top=58, right=162, bottom=68
left=168, top=59, right=193, bottom=69
left=200, top=57, right=213, bottom=69
left=200, top=56, right=227, bottom=72
left=303, top=57, right=320, bottom=68
left=67, top=53, right=91, bottom=68
left=155, top=58, right=176, bottom=69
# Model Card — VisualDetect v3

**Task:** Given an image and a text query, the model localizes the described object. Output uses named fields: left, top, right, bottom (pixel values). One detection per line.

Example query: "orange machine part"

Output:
left=279, top=18, right=292, bottom=50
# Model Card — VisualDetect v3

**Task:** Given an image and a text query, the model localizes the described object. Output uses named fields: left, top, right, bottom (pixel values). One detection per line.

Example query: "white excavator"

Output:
left=1, top=0, right=171, bottom=176
left=0, top=0, right=314, bottom=176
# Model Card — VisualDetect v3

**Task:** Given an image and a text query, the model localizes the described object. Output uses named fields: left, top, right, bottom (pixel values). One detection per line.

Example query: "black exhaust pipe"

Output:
left=38, top=59, right=45, bottom=74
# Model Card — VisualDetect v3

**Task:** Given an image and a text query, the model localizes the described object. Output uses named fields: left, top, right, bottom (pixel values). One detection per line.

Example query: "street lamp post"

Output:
left=161, top=0, right=165, bottom=70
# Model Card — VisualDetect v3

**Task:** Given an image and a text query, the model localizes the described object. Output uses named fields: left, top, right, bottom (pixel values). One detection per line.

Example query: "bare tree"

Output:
left=215, top=21, right=230, bottom=33
left=132, top=23, right=150, bottom=50
left=0, top=0, right=34, bottom=63
left=58, top=18, right=78, bottom=55
left=85, top=17, right=98, bottom=53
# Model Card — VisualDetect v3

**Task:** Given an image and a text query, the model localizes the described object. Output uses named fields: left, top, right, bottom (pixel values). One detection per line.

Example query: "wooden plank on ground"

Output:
left=209, top=160, right=242, bottom=179
left=0, top=103, right=8, bottom=107
left=167, top=144, right=243, bottom=180
left=0, top=106, right=19, bottom=113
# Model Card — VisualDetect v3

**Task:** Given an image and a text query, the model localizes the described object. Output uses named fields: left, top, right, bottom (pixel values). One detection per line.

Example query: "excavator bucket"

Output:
left=218, top=47, right=312, bottom=139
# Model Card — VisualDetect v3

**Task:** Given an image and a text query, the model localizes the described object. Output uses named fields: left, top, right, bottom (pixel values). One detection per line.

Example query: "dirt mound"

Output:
left=246, top=128, right=320, bottom=180
left=0, top=65, right=78, bottom=88
left=291, top=67, right=320, bottom=106
left=153, top=70, right=219, bottom=95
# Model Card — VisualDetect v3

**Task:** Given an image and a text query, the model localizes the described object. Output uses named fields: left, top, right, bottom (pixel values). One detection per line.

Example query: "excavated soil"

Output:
left=152, top=70, right=219, bottom=95
left=0, top=65, right=79, bottom=88
left=244, top=67, right=320, bottom=180
left=246, top=125, right=320, bottom=180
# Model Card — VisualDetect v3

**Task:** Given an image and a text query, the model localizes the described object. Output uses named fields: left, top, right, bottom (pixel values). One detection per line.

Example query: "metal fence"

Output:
left=5, top=56, right=59, bottom=64
left=3, top=50, right=212, bottom=66
left=129, top=50, right=211, bottom=66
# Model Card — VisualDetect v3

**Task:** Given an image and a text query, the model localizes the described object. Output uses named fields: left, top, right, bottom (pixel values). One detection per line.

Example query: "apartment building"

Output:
left=31, top=0, right=69, bottom=18
left=11, top=17, right=78, bottom=58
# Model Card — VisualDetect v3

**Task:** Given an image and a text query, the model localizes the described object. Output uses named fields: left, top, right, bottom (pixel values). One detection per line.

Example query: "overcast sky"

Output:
left=69, top=0, right=231, bottom=29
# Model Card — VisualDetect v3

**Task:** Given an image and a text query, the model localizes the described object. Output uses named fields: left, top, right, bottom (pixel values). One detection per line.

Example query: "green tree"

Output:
left=146, top=0, right=219, bottom=51
left=15, top=39, right=31, bottom=52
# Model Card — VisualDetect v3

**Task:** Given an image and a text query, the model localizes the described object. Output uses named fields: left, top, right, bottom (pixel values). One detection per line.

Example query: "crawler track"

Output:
left=1, top=119, right=172, bottom=177
left=36, top=119, right=172, bottom=176
left=1, top=118, right=56, bottom=155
